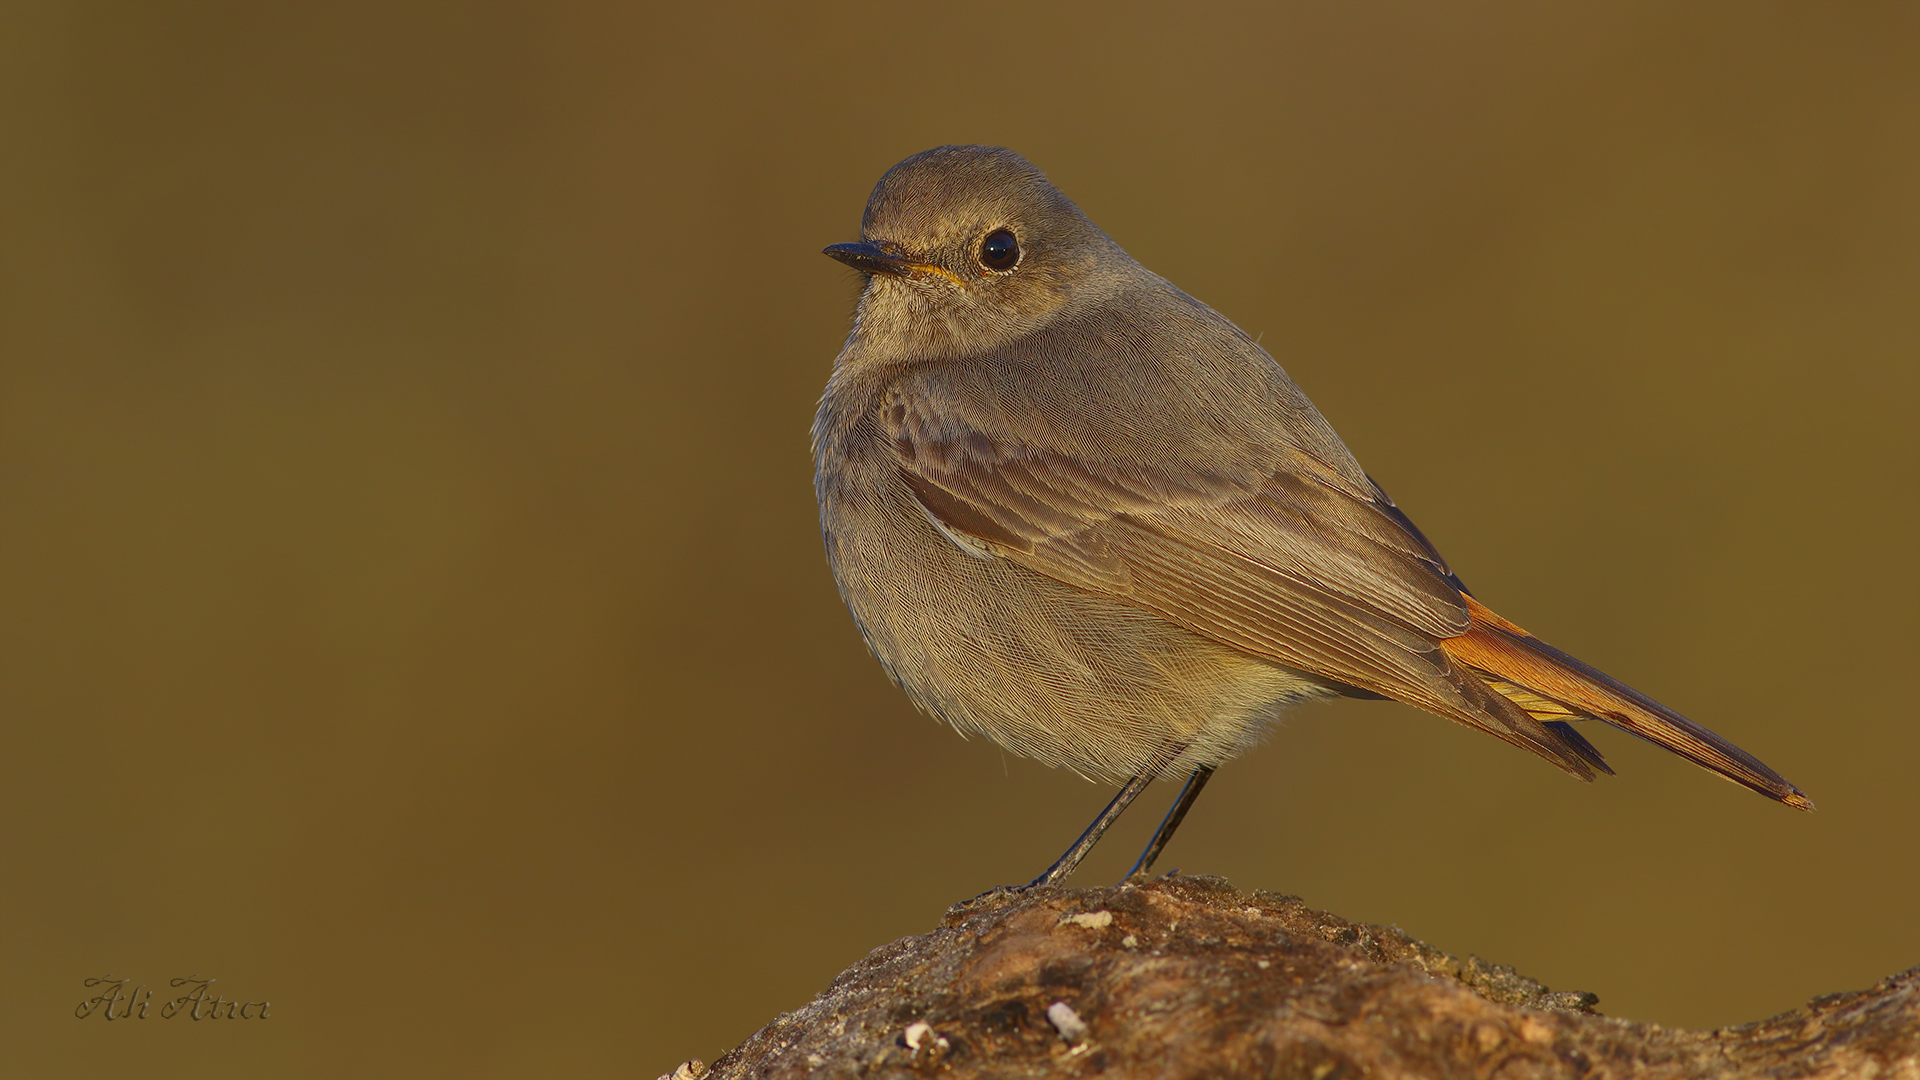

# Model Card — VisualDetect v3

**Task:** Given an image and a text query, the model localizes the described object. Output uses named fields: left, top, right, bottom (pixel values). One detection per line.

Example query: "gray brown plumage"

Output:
left=814, top=146, right=1809, bottom=881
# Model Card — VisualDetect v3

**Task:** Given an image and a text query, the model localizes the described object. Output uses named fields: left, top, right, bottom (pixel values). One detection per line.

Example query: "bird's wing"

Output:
left=883, top=378, right=1597, bottom=777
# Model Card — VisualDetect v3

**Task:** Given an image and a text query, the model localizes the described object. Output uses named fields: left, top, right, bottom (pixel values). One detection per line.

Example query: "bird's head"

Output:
left=825, top=145, right=1132, bottom=360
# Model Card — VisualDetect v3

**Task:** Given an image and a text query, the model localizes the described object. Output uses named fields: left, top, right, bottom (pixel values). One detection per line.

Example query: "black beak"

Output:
left=823, top=241, right=911, bottom=276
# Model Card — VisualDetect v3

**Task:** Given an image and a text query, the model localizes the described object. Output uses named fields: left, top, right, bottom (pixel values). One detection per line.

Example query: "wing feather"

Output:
left=885, top=383, right=1594, bottom=776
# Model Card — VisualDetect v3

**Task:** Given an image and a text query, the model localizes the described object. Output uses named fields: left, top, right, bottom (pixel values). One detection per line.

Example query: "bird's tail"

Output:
left=1441, top=595, right=1813, bottom=810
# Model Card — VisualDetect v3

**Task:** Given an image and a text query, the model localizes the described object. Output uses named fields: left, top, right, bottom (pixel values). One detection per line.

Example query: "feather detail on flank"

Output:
left=1440, top=595, right=1813, bottom=810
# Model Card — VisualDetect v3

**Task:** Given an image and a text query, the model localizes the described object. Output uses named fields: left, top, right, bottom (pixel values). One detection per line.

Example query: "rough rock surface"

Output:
left=677, top=875, right=1919, bottom=1079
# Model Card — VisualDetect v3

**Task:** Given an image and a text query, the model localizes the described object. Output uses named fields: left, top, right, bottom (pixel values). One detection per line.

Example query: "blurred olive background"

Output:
left=2, top=2, right=1916, bottom=1075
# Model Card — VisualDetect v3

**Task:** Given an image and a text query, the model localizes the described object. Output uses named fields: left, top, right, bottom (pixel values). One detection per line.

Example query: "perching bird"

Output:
left=813, top=145, right=1810, bottom=887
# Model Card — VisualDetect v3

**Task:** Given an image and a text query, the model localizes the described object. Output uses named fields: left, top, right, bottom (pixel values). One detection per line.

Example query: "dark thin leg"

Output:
left=1125, top=766, right=1215, bottom=880
left=1028, top=770, right=1155, bottom=888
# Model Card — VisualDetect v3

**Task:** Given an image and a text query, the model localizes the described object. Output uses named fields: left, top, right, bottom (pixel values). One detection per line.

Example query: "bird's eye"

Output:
left=979, top=229, right=1020, bottom=271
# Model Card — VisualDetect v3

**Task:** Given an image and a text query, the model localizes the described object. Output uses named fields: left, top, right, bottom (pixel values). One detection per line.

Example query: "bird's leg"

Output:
left=1125, top=765, right=1215, bottom=881
left=1027, top=770, right=1156, bottom=888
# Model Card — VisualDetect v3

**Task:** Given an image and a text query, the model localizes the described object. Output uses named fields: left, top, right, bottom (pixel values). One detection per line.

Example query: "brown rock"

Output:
left=701, top=875, right=1920, bottom=1079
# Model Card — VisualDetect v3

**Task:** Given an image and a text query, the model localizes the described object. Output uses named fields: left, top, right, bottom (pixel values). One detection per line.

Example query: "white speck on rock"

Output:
left=1121, top=934, right=1139, bottom=948
left=1061, top=910, right=1113, bottom=930
left=1047, top=1001, right=1089, bottom=1043
left=1257, top=959, right=1271, bottom=969
left=656, top=1062, right=707, bottom=1080
left=903, top=1021, right=948, bottom=1054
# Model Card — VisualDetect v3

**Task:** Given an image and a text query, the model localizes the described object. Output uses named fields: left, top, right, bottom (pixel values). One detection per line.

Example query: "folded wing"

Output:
left=885, top=381, right=1602, bottom=778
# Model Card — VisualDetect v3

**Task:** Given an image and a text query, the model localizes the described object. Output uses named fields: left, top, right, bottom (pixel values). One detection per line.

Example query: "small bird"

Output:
left=814, top=146, right=1810, bottom=887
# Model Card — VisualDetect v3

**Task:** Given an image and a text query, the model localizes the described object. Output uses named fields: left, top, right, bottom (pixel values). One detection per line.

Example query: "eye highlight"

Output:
left=978, top=228, right=1020, bottom=271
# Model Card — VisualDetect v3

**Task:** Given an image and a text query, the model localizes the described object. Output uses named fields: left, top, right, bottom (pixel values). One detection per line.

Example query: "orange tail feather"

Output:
left=1441, top=595, right=1812, bottom=810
